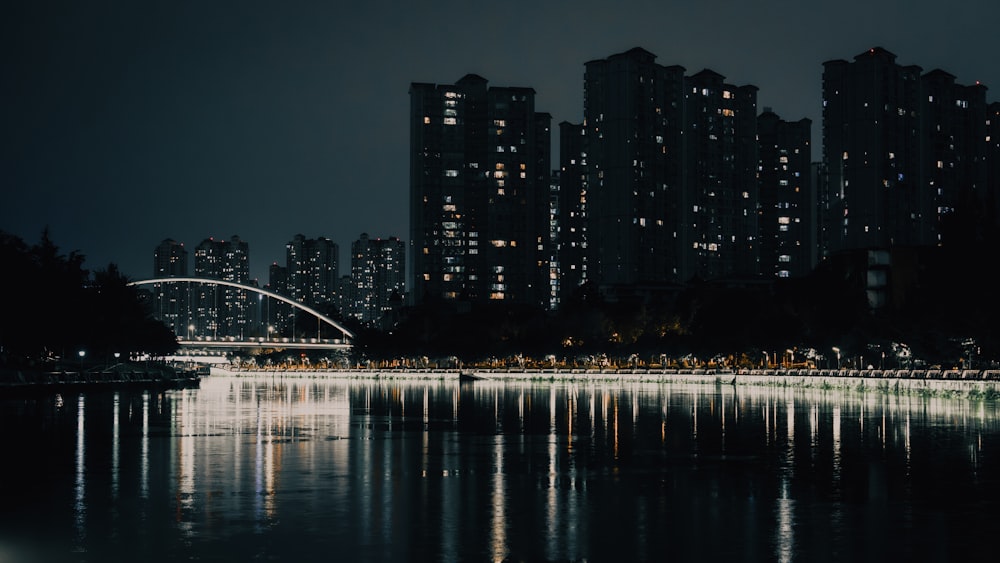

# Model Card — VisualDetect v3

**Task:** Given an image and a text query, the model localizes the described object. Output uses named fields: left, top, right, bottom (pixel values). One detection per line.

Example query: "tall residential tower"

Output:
left=410, top=74, right=551, bottom=307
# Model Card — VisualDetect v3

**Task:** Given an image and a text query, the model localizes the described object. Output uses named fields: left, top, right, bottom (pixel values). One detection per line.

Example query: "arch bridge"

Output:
left=129, top=277, right=353, bottom=350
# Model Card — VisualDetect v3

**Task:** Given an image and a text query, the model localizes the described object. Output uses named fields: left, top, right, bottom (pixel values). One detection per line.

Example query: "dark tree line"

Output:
left=0, top=229, right=178, bottom=370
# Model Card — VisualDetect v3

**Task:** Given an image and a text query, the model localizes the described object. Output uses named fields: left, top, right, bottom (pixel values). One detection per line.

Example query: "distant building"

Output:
left=574, top=47, right=762, bottom=290
left=192, top=236, right=252, bottom=339
left=821, top=47, right=991, bottom=257
left=409, top=74, right=552, bottom=307
left=555, top=122, right=589, bottom=305
left=151, top=239, right=189, bottom=338
left=684, top=69, right=761, bottom=280
left=821, top=47, right=994, bottom=309
left=347, top=233, right=406, bottom=326
left=285, top=234, right=339, bottom=309
left=757, top=109, right=815, bottom=278
left=990, top=102, right=1000, bottom=221
left=265, top=262, right=290, bottom=336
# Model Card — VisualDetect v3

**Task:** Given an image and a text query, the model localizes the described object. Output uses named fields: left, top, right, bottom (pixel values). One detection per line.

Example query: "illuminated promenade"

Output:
left=217, top=366, right=1000, bottom=397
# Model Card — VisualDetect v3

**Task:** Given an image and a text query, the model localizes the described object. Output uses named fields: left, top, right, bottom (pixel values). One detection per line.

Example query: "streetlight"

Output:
left=78, top=350, right=86, bottom=374
left=188, top=324, right=195, bottom=340
left=832, top=347, right=841, bottom=370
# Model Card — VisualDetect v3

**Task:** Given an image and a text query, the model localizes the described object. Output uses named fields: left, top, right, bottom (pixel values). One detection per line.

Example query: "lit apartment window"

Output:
left=444, top=117, right=456, bottom=125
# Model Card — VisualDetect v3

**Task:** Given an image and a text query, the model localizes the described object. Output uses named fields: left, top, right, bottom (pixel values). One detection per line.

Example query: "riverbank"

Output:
left=218, top=366, right=1000, bottom=399
left=0, top=363, right=204, bottom=396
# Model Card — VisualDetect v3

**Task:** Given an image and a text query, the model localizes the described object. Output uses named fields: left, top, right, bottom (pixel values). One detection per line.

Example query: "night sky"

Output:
left=4, top=0, right=998, bottom=283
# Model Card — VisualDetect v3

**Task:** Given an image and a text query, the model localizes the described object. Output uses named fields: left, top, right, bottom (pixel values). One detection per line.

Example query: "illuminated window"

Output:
left=423, top=116, right=430, bottom=124
left=445, top=170, right=458, bottom=177
left=444, top=117, right=457, bottom=125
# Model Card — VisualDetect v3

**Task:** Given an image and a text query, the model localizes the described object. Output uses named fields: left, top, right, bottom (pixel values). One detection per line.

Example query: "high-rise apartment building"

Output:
left=684, top=70, right=760, bottom=279
left=409, top=74, right=552, bottom=307
left=192, top=236, right=252, bottom=339
left=152, top=239, right=189, bottom=337
left=821, top=47, right=991, bottom=256
left=989, top=102, right=1000, bottom=221
left=757, top=109, right=814, bottom=278
left=285, top=234, right=339, bottom=309
left=577, top=47, right=761, bottom=288
left=555, top=122, right=589, bottom=304
left=347, top=233, right=405, bottom=326
left=265, top=262, right=290, bottom=336
left=581, top=48, right=685, bottom=287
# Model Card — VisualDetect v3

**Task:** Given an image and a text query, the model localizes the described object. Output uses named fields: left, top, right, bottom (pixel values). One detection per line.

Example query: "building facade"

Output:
left=347, top=233, right=405, bottom=326
left=821, top=47, right=992, bottom=257
left=577, top=47, right=762, bottom=289
left=409, top=74, right=552, bottom=307
left=757, top=109, right=815, bottom=278
left=285, top=234, right=339, bottom=309
left=151, top=238, right=189, bottom=338
left=192, top=236, right=253, bottom=339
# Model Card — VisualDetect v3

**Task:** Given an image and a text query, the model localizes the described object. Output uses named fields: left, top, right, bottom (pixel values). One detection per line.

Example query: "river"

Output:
left=1, top=374, right=998, bottom=562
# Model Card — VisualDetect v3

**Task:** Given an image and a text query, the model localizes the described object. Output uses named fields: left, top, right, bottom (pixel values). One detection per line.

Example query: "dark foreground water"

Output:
left=1, top=375, right=999, bottom=562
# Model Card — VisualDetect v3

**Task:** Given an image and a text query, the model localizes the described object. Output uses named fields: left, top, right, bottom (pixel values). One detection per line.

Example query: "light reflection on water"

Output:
left=1, top=376, right=999, bottom=561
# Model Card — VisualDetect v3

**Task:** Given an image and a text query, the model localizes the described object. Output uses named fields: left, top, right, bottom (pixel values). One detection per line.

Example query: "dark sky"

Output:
left=4, top=0, right=998, bottom=283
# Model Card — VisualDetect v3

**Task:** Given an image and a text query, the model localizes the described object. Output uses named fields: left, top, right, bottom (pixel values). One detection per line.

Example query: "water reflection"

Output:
left=2, top=377, right=1000, bottom=562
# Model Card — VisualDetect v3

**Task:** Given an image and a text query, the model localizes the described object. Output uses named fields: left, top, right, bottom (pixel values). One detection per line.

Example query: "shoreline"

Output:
left=216, top=366, right=1000, bottom=398
left=3, top=365, right=999, bottom=399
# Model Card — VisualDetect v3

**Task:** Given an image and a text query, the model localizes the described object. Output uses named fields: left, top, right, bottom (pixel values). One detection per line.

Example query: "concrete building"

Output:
left=757, top=109, right=815, bottom=278
left=151, top=239, right=189, bottom=338
left=578, top=47, right=761, bottom=289
left=192, top=236, right=252, bottom=339
left=347, top=233, right=405, bottom=326
left=409, top=74, right=552, bottom=307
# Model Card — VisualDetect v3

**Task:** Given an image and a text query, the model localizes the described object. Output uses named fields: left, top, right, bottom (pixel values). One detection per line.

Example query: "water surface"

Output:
left=1, top=375, right=998, bottom=562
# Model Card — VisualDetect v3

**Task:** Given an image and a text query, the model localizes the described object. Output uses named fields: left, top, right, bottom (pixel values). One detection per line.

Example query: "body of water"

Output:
left=1, top=374, right=998, bottom=562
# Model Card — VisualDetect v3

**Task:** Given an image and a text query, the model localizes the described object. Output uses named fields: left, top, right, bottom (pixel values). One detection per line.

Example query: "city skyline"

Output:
left=5, top=1, right=1000, bottom=282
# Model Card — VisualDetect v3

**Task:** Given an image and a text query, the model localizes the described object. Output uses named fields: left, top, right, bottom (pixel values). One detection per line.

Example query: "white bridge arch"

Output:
left=129, top=277, right=355, bottom=341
